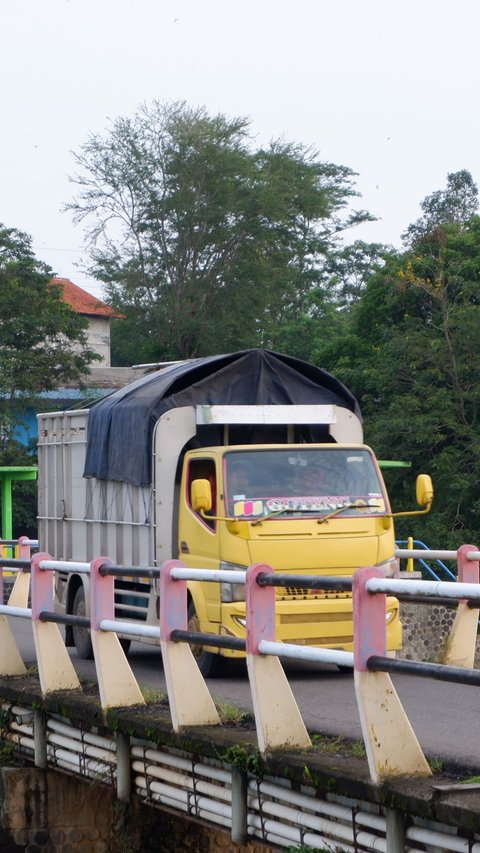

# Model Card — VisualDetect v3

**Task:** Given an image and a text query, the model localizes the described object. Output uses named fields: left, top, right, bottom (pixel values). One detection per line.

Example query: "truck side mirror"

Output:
left=389, top=472, right=434, bottom=519
left=416, top=474, right=434, bottom=508
left=191, top=478, right=212, bottom=513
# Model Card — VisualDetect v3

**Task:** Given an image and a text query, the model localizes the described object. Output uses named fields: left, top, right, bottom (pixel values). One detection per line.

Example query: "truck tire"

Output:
left=72, top=586, right=131, bottom=659
left=72, top=586, right=94, bottom=660
left=187, top=601, right=225, bottom=678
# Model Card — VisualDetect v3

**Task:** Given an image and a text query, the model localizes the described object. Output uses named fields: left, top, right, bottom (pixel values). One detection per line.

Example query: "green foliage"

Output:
left=350, top=739, right=366, bottom=758
left=138, top=684, right=167, bottom=704
left=214, top=699, right=250, bottom=725
left=292, top=241, right=390, bottom=369
left=310, top=733, right=366, bottom=759
left=403, top=170, right=479, bottom=246
left=428, top=756, right=444, bottom=773
left=0, top=742, right=14, bottom=764
left=310, top=734, right=345, bottom=754
left=68, top=100, right=372, bottom=361
left=321, top=240, right=391, bottom=308
left=0, top=224, right=99, bottom=536
left=0, top=224, right=99, bottom=403
left=320, top=174, right=480, bottom=548
left=220, top=744, right=263, bottom=777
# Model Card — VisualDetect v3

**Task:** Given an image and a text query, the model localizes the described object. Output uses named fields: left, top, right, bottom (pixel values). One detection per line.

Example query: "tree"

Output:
left=67, top=100, right=372, bottom=362
left=403, top=170, right=479, bottom=246
left=0, top=224, right=100, bottom=536
left=320, top=240, right=390, bottom=308
left=268, top=240, right=389, bottom=364
left=0, top=224, right=99, bottom=454
left=337, top=209, right=480, bottom=547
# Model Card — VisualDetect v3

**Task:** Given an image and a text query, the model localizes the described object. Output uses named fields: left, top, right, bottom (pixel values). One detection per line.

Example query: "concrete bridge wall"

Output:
left=0, top=681, right=480, bottom=853
left=0, top=766, right=271, bottom=853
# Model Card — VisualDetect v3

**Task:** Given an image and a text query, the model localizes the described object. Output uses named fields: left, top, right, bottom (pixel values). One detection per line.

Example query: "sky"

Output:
left=1, top=0, right=479, bottom=299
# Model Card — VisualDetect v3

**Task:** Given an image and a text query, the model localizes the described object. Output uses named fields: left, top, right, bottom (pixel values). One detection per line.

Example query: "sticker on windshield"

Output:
left=232, top=500, right=264, bottom=517
left=232, top=495, right=385, bottom=517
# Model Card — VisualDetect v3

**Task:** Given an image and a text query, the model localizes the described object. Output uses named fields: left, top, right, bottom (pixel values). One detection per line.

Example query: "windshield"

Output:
left=224, top=448, right=387, bottom=520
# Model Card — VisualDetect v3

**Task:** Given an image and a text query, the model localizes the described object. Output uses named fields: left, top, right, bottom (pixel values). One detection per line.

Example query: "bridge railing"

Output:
left=0, top=538, right=479, bottom=782
left=352, top=542, right=480, bottom=781
left=395, top=539, right=457, bottom=580
left=0, top=536, right=36, bottom=605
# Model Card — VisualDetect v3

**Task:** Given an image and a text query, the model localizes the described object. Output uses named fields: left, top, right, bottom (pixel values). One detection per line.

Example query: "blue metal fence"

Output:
left=396, top=539, right=456, bottom=581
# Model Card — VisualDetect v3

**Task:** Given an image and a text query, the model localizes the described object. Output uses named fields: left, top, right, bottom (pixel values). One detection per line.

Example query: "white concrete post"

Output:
left=441, top=544, right=479, bottom=668
left=0, top=613, right=26, bottom=675
left=7, top=536, right=31, bottom=608
left=246, top=563, right=311, bottom=754
left=159, top=560, right=220, bottom=730
left=31, top=553, right=81, bottom=694
left=90, top=557, right=145, bottom=710
left=0, top=543, right=27, bottom=675
left=353, top=567, right=431, bottom=782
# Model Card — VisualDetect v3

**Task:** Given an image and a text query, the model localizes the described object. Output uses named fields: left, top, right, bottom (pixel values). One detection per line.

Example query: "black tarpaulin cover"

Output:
left=83, top=349, right=361, bottom=486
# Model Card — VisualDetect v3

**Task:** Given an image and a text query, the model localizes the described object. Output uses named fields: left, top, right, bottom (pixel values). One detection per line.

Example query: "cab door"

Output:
left=178, top=455, right=221, bottom=623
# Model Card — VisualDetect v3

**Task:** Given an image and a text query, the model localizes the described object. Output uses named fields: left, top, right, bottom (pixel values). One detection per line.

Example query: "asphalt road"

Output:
left=8, top=619, right=480, bottom=771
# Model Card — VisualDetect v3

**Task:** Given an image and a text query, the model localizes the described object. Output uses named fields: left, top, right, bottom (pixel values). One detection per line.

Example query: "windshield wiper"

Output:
left=251, top=507, right=319, bottom=526
left=251, top=500, right=382, bottom=526
left=317, top=501, right=381, bottom=524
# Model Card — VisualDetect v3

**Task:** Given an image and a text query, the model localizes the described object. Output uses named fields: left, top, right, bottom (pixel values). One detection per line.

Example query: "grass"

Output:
left=428, top=756, right=444, bottom=773
left=214, top=699, right=250, bottom=725
left=138, top=684, right=167, bottom=704
left=310, top=733, right=366, bottom=758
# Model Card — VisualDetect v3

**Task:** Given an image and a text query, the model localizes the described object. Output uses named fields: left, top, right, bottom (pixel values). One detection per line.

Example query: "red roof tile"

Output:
left=51, top=277, right=124, bottom=319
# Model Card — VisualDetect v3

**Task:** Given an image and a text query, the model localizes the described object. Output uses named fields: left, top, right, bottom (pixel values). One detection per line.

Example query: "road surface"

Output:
left=8, top=619, right=479, bottom=771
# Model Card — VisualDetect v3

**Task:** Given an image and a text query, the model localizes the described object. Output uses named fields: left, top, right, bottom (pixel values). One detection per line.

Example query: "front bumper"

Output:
left=214, top=595, right=402, bottom=658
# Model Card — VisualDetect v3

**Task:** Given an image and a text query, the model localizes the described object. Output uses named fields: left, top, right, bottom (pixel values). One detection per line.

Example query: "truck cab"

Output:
left=177, top=443, right=402, bottom=675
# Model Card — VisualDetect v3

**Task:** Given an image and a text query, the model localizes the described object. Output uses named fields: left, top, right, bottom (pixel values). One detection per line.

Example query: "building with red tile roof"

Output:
left=52, top=277, right=123, bottom=368
left=12, top=278, right=146, bottom=449
left=52, top=277, right=123, bottom=319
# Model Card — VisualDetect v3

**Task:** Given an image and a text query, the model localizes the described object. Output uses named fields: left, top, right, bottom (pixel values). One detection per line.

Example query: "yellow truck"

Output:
left=37, top=349, right=432, bottom=675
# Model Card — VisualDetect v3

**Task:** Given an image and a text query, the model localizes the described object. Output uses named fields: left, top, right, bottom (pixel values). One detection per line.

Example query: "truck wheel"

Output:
left=72, top=587, right=131, bottom=658
left=72, top=586, right=94, bottom=660
left=187, top=601, right=225, bottom=678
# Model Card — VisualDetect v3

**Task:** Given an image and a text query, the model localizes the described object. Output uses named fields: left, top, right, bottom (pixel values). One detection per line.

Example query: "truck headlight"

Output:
left=220, top=561, right=247, bottom=602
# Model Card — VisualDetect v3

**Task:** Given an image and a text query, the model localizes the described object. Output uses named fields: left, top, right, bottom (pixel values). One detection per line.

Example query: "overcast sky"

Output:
left=1, top=0, right=479, bottom=298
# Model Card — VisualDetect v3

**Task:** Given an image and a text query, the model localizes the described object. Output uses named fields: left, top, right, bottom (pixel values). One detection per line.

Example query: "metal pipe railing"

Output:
left=2, top=534, right=480, bottom=786
left=395, top=540, right=458, bottom=581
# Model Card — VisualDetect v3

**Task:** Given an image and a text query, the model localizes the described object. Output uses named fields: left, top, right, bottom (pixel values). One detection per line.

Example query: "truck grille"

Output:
left=276, top=587, right=352, bottom=600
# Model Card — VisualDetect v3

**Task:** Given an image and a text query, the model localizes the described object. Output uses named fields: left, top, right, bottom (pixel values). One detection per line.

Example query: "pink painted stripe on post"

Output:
left=457, top=544, right=479, bottom=589
left=30, top=553, right=54, bottom=620
left=353, top=566, right=386, bottom=672
left=17, top=536, right=31, bottom=564
left=89, top=557, right=114, bottom=630
left=246, top=563, right=276, bottom=655
left=159, top=560, right=187, bottom=641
